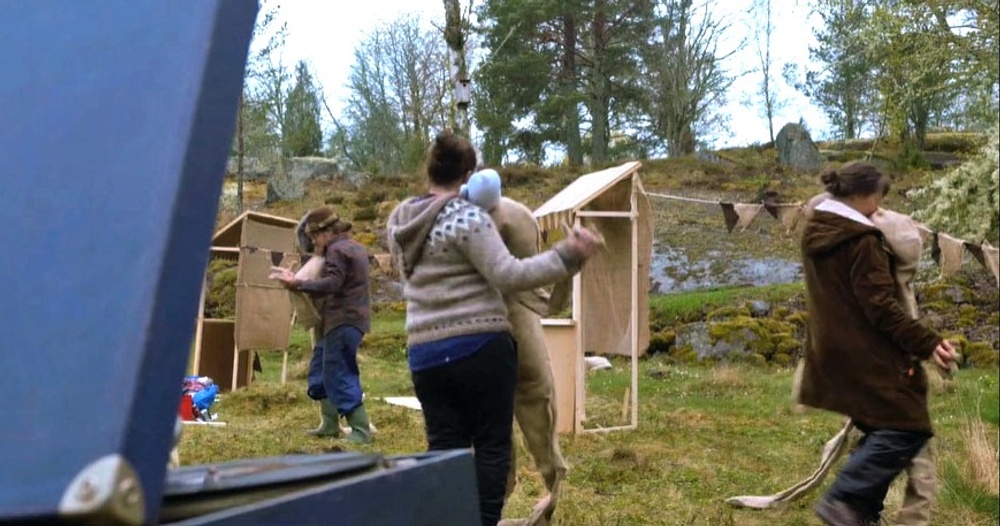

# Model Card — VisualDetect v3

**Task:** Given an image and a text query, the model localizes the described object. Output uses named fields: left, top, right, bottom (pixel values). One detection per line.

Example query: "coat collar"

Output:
left=814, top=198, right=875, bottom=227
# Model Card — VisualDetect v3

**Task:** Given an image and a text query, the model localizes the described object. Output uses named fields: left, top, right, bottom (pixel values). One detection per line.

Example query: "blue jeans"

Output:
left=828, top=423, right=931, bottom=522
left=306, top=325, right=364, bottom=416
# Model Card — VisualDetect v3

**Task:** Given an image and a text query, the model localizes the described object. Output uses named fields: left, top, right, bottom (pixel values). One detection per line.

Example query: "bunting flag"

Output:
left=762, top=199, right=782, bottom=220
left=720, top=202, right=739, bottom=233
left=936, top=233, right=966, bottom=277
left=984, top=243, right=1000, bottom=286
left=733, top=203, right=764, bottom=232
left=647, top=192, right=998, bottom=289
left=964, top=242, right=987, bottom=268
left=774, top=204, right=803, bottom=233
left=916, top=224, right=933, bottom=244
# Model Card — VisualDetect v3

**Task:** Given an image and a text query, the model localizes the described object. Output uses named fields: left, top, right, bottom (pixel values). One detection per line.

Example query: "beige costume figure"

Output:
left=727, top=194, right=942, bottom=526
left=491, top=197, right=569, bottom=526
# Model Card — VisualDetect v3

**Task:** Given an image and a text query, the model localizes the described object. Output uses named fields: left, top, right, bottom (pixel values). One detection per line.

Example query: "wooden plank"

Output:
left=629, top=173, right=640, bottom=428
left=541, top=321, right=578, bottom=434
left=575, top=210, right=635, bottom=218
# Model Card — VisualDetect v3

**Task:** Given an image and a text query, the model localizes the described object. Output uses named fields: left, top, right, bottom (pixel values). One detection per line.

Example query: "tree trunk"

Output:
left=443, top=0, right=470, bottom=138
left=562, top=11, right=583, bottom=166
left=589, top=1, right=609, bottom=164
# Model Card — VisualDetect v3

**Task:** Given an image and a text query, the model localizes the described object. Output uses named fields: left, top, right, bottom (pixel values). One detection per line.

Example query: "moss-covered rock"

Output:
left=785, top=311, right=809, bottom=328
left=378, top=200, right=399, bottom=220
left=706, top=305, right=751, bottom=321
left=647, top=330, right=677, bottom=355
left=353, top=231, right=377, bottom=248
left=707, top=316, right=799, bottom=361
left=353, top=205, right=378, bottom=222
left=772, top=352, right=793, bottom=367
left=920, top=282, right=972, bottom=305
left=964, top=341, right=998, bottom=369
left=666, top=344, right=698, bottom=364
left=957, top=304, right=979, bottom=328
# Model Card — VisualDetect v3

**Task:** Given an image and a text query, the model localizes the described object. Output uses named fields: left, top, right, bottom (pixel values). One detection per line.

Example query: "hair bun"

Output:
left=820, top=170, right=840, bottom=194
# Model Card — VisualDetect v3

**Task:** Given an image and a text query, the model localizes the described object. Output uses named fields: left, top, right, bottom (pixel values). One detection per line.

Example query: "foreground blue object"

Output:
left=0, top=1, right=257, bottom=522
left=0, top=2, right=479, bottom=524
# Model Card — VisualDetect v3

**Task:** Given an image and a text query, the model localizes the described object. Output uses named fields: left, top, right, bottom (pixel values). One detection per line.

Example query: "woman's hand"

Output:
left=930, top=339, right=957, bottom=371
left=566, top=226, right=602, bottom=259
left=268, top=266, right=301, bottom=289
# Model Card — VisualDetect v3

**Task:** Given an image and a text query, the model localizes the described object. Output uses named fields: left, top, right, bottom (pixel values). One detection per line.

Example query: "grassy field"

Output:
left=180, top=306, right=998, bottom=526
left=192, top=136, right=997, bottom=524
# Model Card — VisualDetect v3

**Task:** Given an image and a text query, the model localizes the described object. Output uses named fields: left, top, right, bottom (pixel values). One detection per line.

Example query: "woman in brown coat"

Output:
left=798, top=162, right=956, bottom=526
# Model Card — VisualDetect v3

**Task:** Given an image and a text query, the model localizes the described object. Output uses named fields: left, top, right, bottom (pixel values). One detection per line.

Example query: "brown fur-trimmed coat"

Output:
left=799, top=207, right=941, bottom=433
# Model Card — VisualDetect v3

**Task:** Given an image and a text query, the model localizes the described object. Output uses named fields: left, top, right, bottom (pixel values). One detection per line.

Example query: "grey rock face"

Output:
left=775, top=123, right=823, bottom=171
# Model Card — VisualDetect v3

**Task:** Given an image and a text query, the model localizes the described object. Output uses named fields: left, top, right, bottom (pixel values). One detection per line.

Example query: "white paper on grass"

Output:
left=383, top=396, right=422, bottom=411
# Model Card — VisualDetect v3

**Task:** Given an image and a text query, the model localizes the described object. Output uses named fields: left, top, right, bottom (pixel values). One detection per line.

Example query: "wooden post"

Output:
left=191, top=276, right=208, bottom=376
left=629, top=172, right=639, bottom=428
left=573, top=215, right=585, bottom=434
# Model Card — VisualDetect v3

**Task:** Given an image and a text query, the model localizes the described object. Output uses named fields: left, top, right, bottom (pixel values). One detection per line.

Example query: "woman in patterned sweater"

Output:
left=387, top=131, right=600, bottom=526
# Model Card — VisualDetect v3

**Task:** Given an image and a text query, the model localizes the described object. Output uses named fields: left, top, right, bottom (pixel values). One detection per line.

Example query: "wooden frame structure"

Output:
left=534, top=161, right=652, bottom=434
left=192, top=211, right=300, bottom=391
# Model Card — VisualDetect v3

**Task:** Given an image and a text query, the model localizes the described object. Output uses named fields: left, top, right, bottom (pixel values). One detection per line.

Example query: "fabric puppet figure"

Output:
left=463, top=169, right=568, bottom=526
left=461, top=168, right=503, bottom=212
left=727, top=194, right=944, bottom=526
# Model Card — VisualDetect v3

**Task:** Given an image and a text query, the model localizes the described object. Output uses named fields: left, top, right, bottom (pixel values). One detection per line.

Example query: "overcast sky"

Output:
left=272, top=0, right=830, bottom=151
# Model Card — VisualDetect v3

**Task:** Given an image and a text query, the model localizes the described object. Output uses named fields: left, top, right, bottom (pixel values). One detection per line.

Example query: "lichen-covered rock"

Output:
left=775, top=123, right=823, bottom=171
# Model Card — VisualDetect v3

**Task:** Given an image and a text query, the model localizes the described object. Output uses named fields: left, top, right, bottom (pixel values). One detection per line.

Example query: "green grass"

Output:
left=650, top=283, right=805, bottom=325
left=180, top=311, right=999, bottom=526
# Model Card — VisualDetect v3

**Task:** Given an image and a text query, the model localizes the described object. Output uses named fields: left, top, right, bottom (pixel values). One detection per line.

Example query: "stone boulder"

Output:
left=265, top=157, right=345, bottom=204
left=266, top=173, right=305, bottom=203
left=226, top=156, right=273, bottom=180
left=287, top=156, right=341, bottom=182
left=775, top=123, right=823, bottom=171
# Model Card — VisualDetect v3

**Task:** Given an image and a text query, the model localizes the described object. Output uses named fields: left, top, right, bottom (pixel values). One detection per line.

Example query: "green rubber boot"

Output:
left=344, top=404, right=372, bottom=444
left=307, top=398, right=341, bottom=438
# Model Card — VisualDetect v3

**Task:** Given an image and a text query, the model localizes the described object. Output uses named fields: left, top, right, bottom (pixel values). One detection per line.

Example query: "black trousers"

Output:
left=412, top=333, right=518, bottom=526
left=827, top=422, right=931, bottom=522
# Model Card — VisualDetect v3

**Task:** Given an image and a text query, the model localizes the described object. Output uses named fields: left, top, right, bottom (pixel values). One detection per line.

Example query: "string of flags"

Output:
left=241, top=245, right=309, bottom=267
left=646, top=191, right=1000, bottom=286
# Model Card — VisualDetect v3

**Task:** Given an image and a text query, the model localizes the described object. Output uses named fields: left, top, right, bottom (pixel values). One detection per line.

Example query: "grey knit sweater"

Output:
left=387, top=194, right=582, bottom=346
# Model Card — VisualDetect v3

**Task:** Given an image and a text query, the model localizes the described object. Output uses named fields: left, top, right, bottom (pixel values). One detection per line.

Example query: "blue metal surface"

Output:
left=0, top=1, right=257, bottom=521
left=165, top=451, right=481, bottom=526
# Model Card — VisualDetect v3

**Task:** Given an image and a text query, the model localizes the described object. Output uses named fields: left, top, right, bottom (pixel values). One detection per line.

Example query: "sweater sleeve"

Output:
left=454, top=206, right=578, bottom=293
left=298, top=245, right=347, bottom=296
left=849, top=234, right=941, bottom=360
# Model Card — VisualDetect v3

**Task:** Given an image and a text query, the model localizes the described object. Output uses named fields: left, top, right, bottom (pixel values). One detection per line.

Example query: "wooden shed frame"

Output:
left=192, top=211, right=300, bottom=391
left=534, top=161, right=652, bottom=434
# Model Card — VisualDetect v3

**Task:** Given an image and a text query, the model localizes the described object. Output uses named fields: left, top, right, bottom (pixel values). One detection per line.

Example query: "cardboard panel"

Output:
left=242, top=217, right=297, bottom=254
left=236, top=286, right=293, bottom=350
left=0, top=2, right=257, bottom=521
left=196, top=320, right=237, bottom=392
left=239, top=249, right=282, bottom=286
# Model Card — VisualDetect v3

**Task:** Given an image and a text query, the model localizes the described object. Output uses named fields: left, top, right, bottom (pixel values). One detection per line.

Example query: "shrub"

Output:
left=204, top=258, right=237, bottom=319
left=353, top=206, right=378, bottom=222
left=913, top=124, right=999, bottom=243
